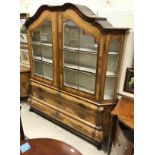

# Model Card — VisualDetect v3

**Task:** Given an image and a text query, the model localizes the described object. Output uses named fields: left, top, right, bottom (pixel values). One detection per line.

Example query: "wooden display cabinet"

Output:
left=20, top=13, right=30, bottom=98
left=25, top=3, right=129, bottom=148
left=20, top=13, right=30, bottom=67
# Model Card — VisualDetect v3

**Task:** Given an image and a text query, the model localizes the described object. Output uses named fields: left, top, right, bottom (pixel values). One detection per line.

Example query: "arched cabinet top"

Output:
left=25, top=3, right=129, bottom=33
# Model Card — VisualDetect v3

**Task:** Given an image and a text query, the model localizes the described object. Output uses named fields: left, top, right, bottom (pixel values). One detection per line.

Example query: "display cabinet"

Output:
left=20, top=13, right=30, bottom=98
left=25, top=3, right=128, bottom=148
left=20, top=13, right=30, bottom=66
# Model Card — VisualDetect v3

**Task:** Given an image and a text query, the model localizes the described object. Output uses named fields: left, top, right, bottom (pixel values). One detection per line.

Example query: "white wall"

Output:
left=20, top=0, right=134, bottom=98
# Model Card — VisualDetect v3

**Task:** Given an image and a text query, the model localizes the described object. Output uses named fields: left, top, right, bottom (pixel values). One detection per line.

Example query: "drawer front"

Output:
left=20, top=72, right=30, bottom=97
left=31, top=99, right=95, bottom=140
left=31, top=83, right=98, bottom=125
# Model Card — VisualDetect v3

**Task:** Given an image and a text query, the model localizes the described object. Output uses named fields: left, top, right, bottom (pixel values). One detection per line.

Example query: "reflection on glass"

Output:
left=33, top=60, right=43, bottom=76
left=43, top=62, right=53, bottom=80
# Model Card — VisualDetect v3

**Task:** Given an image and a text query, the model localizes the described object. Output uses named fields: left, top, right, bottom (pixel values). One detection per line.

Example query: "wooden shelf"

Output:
left=64, top=63, right=96, bottom=74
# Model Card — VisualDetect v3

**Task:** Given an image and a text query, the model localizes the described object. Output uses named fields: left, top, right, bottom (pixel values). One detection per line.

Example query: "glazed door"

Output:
left=103, top=33, right=125, bottom=102
left=58, top=10, right=104, bottom=100
left=28, top=12, right=58, bottom=87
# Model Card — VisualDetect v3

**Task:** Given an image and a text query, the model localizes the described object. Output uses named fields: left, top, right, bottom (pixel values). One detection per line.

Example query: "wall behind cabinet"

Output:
left=20, top=0, right=134, bottom=98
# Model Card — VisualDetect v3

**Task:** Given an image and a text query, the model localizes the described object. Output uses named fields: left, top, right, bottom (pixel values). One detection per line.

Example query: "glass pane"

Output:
left=79, top=52, right=96, bottom=73
left=43, top=62, right=53, bottom=80
left=79, top=72, right=95, bottom=94
left=106, top=55, right=119, bottom=74
left=40, top=20, right=52, bottom=44
left=33, top=60, right=43, bottom=77
left=109, top=39, right=120, bottom=53
left=64, top=49, right=78, bottom=67
left=64, top=68, right=78, bottom=89
left=104, top=77, right=116, bottom=100
left=63, top=20, right=80, bottom=48
left=79, top=31, right=98, bottom=51
left=31, top=28, right=40, bottom=42
left=41, top=45, right=52, bottom=63
left=32, top=44, right=42, bottom=60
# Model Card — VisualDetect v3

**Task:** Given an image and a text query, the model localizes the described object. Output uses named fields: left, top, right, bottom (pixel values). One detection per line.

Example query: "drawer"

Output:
left=31, top=83, right=98, bottom=125
left=31, top=99, right=96, bottom=140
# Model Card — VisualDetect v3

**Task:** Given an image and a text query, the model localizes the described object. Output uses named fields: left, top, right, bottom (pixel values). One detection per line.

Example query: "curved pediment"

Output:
left=25, top=3, right=114, bottom=32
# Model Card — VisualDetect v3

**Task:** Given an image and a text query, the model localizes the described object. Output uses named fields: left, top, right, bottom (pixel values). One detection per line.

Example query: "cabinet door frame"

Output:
left=102, top=31, right=126, bottom=103
left=58, top=9, right=105, bottom=101
left=27, top=11, right=58, bottom=87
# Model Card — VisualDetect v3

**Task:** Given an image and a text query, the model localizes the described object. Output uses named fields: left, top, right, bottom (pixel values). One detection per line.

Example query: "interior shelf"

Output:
left=79, top=86, right=94, bottom=94
left=104, top=94, right=113, bottom=100
left=64, top=82, right=94, bottom=94
left=33, top=56, right=42, bottom=61
left=106, top=71, right=116, bottom=77
left=64, top=82, right=78, bottom=89
left=32, top=41, right=40, bottom=45
left=41, top=42, right=52, bottom=47
left=35, top=73, right=43, bottom=77
left=43, top=75, right=53, bottom=80
left=63, top=46, right=97, bottom=53
left=108, top=51, right=119, bottom=55
left=64, top=63, right=96, bottom=74
left=42, top=58, right=53, bottom=64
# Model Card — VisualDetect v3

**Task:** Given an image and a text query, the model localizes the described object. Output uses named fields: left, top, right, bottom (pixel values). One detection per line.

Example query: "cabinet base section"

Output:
left=29, top=98, right=104, bottom=148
